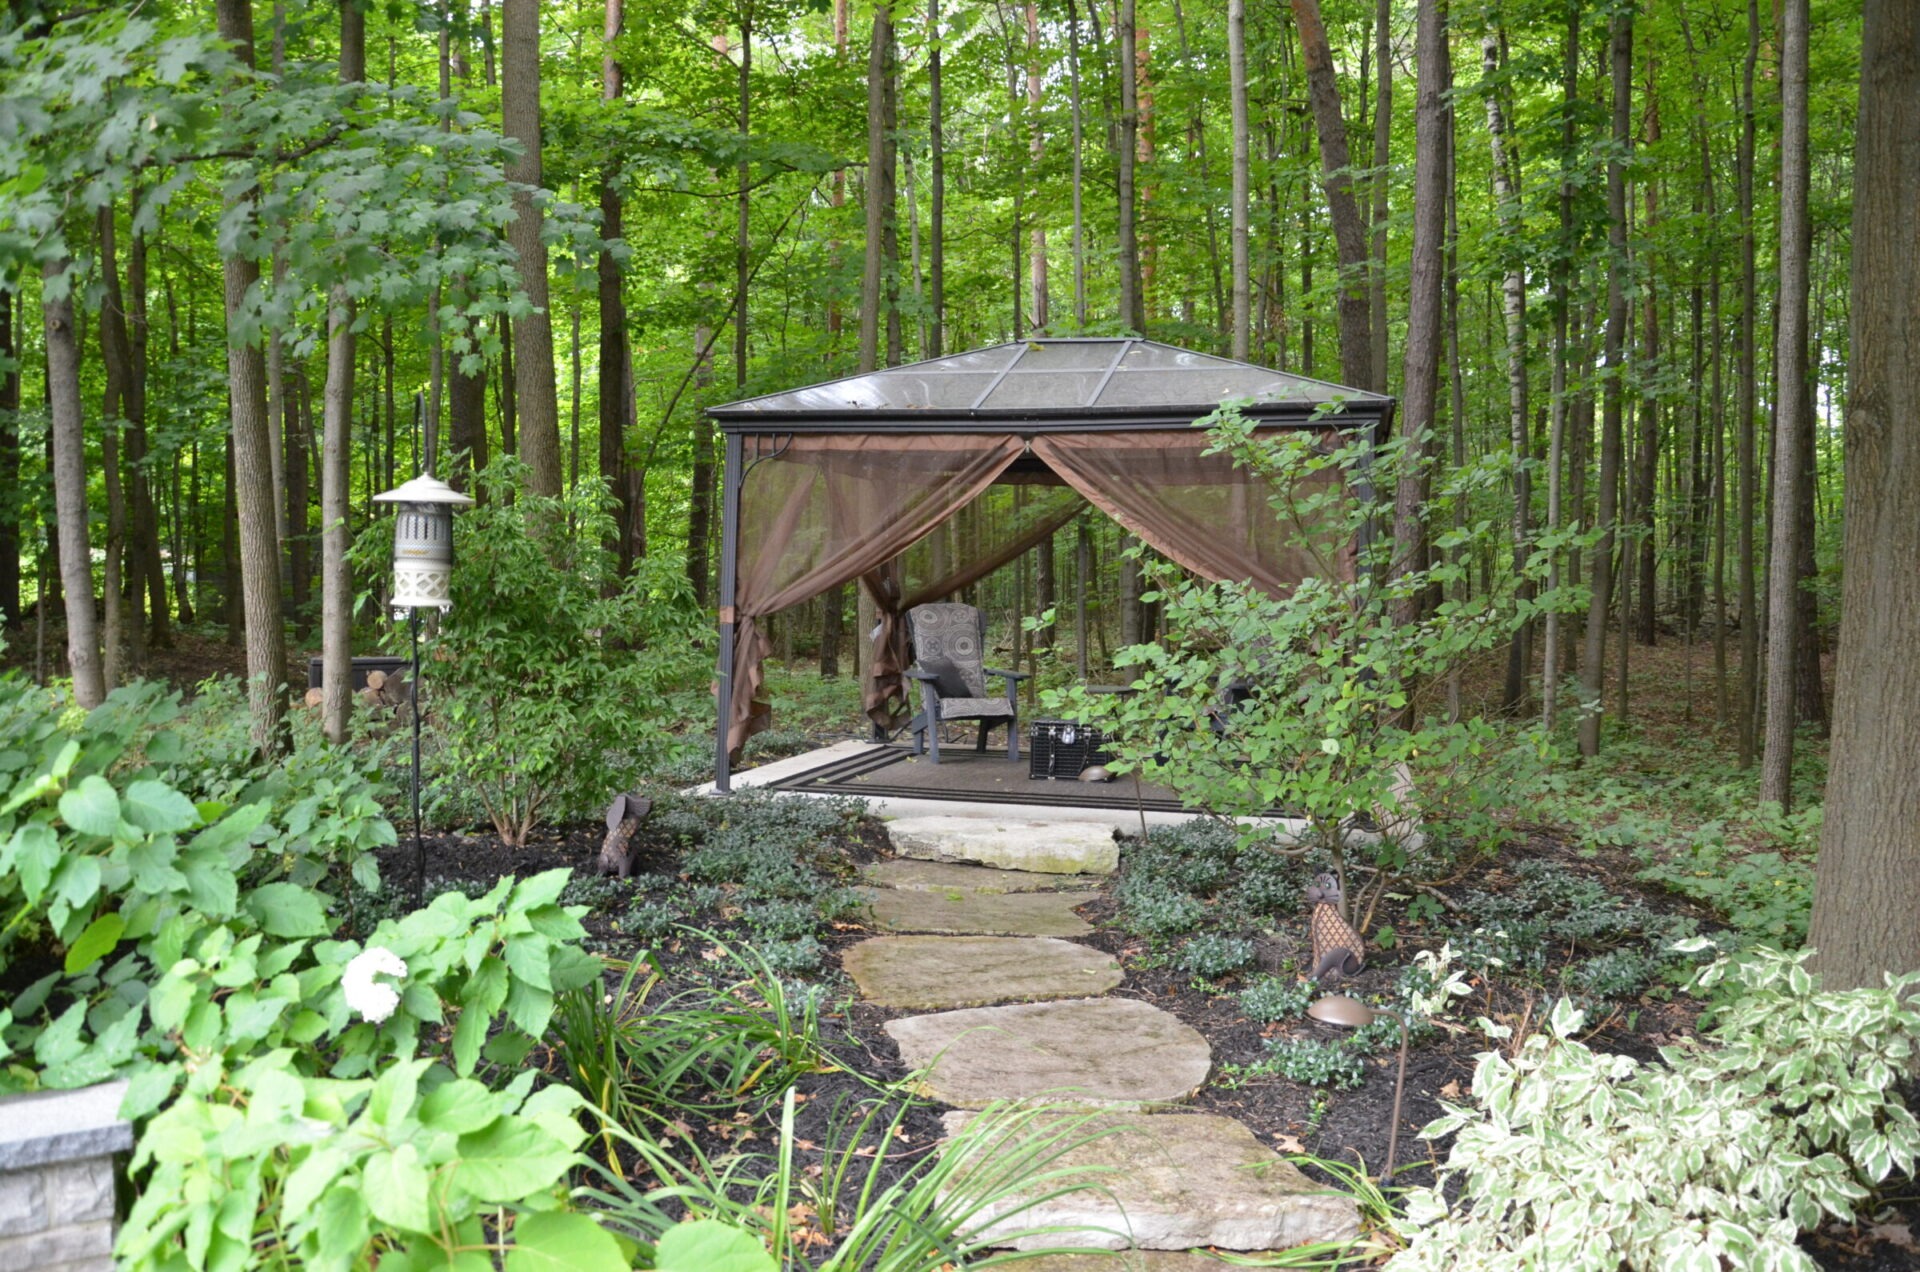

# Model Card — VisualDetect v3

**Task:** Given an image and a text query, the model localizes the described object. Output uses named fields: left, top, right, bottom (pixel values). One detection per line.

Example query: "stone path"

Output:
left=847, top=816, right=1361, bottom=1260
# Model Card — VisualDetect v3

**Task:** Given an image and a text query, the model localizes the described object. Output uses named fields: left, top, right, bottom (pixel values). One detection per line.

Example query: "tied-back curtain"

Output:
left=863, top=494, right=1087, bottom=728
left=727, top=433, right=1023, bottom=755
left=1030, top=430, right=1353, bottom=596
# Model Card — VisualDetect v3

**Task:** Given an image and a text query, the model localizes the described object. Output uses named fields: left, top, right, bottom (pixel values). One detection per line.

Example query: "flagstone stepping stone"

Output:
left=1014, top=1256, right=1262, bottom=1271
left=941, top=1111, right=1361, bottom=1253
left=856, top=885, right=1097, bottom=937
left=886, top=816, right=1120, bottom=876
left=861, top=858, right=1105, bottom=894
left=886, top=998, right=1210, bottom=1108
left=845, top=936, right=1120, bottom=1009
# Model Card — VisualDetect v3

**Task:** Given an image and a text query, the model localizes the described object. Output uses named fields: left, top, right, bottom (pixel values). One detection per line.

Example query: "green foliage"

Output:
left=427, top=460, right=709, bottom=845
left=1457, top=859, right=1697, bottom=989
left=1117, top=881, right=1207, bottom=939
left=1222, top=1037, right=1368, bottom=1092
left=0, top=673, right=619, bottom=1270
left=1047, top=416, right=1570, bottom=884
left=1639, top=841, right=1813, bottom=948
left=1237, top=973, right=1315, bottom=1023
left=1390, top=945, right=1920, bottom=1271
left=1174, top=933, right=1257, bottom=980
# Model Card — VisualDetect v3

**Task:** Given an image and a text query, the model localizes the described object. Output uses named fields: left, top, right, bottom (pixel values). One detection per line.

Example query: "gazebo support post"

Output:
left=714, top=432, right=745, bottom=794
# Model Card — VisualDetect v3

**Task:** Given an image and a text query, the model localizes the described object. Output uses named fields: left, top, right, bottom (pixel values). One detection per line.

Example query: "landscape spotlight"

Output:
left=1309, top=993, right=1411, bottom=1183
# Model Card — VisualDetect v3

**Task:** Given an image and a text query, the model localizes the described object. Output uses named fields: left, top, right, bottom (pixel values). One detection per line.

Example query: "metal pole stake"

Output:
left=411, top=607, right=423, bottom=905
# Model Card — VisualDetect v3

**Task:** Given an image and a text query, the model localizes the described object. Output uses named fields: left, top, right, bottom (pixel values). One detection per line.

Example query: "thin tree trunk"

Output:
left=1634, top=86, right=1662, bottom=646
left=735, top=20, right=751, bottom=390
left=321, top=0, right=363, bottom=746
left=859, top=4, right=898, bottom=373
left=502, top=0, right=563, bottom=496
left=1368, top=0, right=1391, bottom=393
left=0, top=288, right=18, bottom=626
left=1115, top=0, right=1144, bottom=333
left=1290, top=0, right=1372, bottom=393
left=1484, top=32, right=1531, bottom=713
left=1392, top=0, right=1446, bottom=634
left=1759, top=0, right=1811, bottom=807
left=1227, top=0, right=1250, bottom=358
left=1577, top=7, right=1632, bottom=758
left=98, top=208, right=131, bottom=687
left=126, top=223, right=167, bottom=650
left=1805, top=0, right=1920, bottom=990
left=599, top=0, right=639, bottom=570
left=1735, top=0, right=1760, bottom=765
left=1542, top=3, right=1578, bottom=732
left=1066, top=0, right=1086, bottom=329
left=43, top=260, right=105, bottom=707
left=927, top=0, right=945, bottom=356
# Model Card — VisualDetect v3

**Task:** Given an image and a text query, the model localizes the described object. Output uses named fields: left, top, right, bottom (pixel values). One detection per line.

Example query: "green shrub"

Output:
left=1118, top=882, right=1206, bottom=938
left=1639, top=839, right=1812, bottom=948
left=759, top=935, right=826, bottom=976
left=427, top=460, right=709, bottom=846
left=1390, top=944, right=1920, bottom=1271
left=1237, top=973, right=1314, bottom=1023
left=1175, top=933, right=1256, bottom=979
left=744, top=900, right=820, bottom=941
left=1231, top=1037, right=1367, bottom=1091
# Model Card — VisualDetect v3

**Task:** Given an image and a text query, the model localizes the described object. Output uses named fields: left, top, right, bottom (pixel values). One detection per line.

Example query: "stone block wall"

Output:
left=0, top=1081, right=131, bottom=1272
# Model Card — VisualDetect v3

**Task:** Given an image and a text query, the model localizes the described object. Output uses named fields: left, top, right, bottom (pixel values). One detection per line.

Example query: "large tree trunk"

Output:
left=1577, top=8, right=1632, bottom=758
left=927, top=0, right=945, bottom=355
left=43, top=261, right=105, bottom=708
left=1806, top=0, right=1920, bottom=990
left=1759, top=0, right=1811, bottom=808
left=501, top=0, right=562, bottom=496
left=215, top=0, right=290, bottom=757
left=1289, top=0, right=1372, bottom=393
left=1390, top=0, right=1446, bottom=632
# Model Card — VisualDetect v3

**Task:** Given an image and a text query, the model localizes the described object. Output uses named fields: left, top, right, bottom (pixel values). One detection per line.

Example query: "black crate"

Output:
left=1028, top=720, right=1112, bottom=780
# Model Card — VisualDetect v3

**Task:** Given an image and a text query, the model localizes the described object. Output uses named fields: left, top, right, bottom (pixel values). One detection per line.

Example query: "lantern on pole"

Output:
left=372, top=474, right=474, bottom=900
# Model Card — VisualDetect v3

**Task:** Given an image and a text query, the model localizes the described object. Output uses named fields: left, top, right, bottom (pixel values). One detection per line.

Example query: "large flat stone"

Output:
left=862, top=859, right=1106, bottom=894
left=858, top=886, right=1097, bottom=938
left=887, top=816, right=1120, bottom=876
left=942, top=1111, right=1361, bottom=1253
left=0, top=1083, right=131, bottom=1172
left=887, top=998, right=1210, bottom=1108
left=1014, top=1256, right=1252, bottom=1271
left=845, top=936, right=1120, bottom=1009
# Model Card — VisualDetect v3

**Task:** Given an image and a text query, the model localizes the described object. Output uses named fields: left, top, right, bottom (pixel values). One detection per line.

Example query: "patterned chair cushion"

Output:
left=934, top=697, right=1016, bottom=718
left=907, top=604, right=989, bottom=698
left=916, top=656, right=974, bottom=698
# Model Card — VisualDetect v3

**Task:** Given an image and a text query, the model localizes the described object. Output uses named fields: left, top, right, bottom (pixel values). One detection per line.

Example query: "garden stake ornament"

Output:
left=1304, top=872, right=1409, bottom=1182
left=372, top=473, right=474, bottom=903
left=595, top=793, right=655, bottom=878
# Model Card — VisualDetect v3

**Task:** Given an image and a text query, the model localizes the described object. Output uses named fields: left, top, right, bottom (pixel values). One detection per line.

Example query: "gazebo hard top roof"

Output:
left=709, top=337, right=1392, bottom=427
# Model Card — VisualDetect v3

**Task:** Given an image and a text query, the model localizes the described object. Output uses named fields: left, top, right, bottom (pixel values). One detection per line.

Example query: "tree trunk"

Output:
left=501, top=0, right=562, bottom=496
left=0, top=287, right=17, bottom=626
left=1289, top=0, right=1372, bottom=393
left=1066, top=0, right=1086, bottom=329
left=1483, top=31, right=1531, bottom=713
left=320, top=0, right=363, bottom=746
left=215, top=0, right=290, bottom=756
left=1227, top=0, right=1250, bottom=358
left=1577, top=7, right=1631, bottom=758
left=1806, top=0, right=1920, bottom=991
left=1735, top=0, right=1760, bottom=765
left=1634, top=94, right=1662, bottom=647
left=1115, top=0, right=1143, bottom=333
left=735, top=21, right=751, bottom=390
left=1368, top=0, right=1391, bottom=393
left=126, top=224, right=167, bottom=650
left=1391, top=0, right=1446, bottom=634
left=599, top=0, right=639, bottom=569
left=1542, top=4, right=1578, bottom=732
left=858, top=4, right=898, bottom=373
left=43, top=261, right=105, bottom=708
left=1759, top=0, right=1811, bottom=808
left=98, top=207, right=132, bottom=687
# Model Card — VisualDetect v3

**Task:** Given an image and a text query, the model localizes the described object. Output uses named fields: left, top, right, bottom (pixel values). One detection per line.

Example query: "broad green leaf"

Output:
left=504, top=1212, right=628, bottom=1272
left=281, top=1145, right=349, bottom=1223
left=8, top=823, right=61, bottom=903
left=654, top=1219, right=777, bottom=1272
left=58, top=775, right=121, bottom=837
left=452, top=1117, right=572, bottom=1203
left=64, top=911, right=126, bottom=974
left=246, top=883, right=330, bottom=938
left=362, top=1145, right=433, bottom=1234
left=419, top=1078, right=499, bottom=1135
left=124, top=779, right=200, bottom=834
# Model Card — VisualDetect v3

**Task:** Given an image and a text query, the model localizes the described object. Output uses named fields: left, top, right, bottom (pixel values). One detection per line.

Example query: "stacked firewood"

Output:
left=302, top=668, right=412, bottom=712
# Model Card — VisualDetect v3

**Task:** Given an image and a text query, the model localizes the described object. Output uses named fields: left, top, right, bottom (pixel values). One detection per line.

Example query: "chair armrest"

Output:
left=905, top=668, right=942, bottom=683
left=984, top=667, right=1032, bottom=682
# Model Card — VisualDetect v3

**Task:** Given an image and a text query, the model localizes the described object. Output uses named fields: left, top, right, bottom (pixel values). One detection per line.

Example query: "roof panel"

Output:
left=711, top=338, right=1388, bottom=419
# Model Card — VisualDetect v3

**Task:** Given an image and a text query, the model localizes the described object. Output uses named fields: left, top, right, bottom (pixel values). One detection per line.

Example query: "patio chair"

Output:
left=904, top=603, right=1029, bottom=763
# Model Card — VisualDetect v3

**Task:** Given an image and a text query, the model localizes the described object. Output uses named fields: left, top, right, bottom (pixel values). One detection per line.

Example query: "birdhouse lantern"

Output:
left=372, top=474, right=474, bottom=612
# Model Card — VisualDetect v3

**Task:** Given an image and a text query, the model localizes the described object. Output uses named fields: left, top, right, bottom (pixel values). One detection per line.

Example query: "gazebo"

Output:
left=706, top=337, right=1395, bottom=792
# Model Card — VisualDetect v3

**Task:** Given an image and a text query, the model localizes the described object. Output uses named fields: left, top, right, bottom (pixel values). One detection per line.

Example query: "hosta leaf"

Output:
left=58, top=775, right=121, bottom=837
left=504, top=1212, right=628, bottom=1272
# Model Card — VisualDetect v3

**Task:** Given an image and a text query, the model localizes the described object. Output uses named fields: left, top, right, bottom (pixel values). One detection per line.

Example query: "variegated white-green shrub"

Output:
left=1388, top=941, right=1920, bottom=1272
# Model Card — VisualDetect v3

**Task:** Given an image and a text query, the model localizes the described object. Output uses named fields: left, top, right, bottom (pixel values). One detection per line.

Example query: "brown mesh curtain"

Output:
left=727, top=433, right=1023, bottom=755
left=1030, top=430, right=1353, bottom=594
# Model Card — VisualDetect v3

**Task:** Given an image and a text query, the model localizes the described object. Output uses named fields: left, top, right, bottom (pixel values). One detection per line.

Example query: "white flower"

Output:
left=342, top=946, right=408, bottom=1025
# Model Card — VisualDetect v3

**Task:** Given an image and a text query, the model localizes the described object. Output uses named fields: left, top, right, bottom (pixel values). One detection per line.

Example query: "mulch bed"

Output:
left=370, top=811, right=1920, bottom=1269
